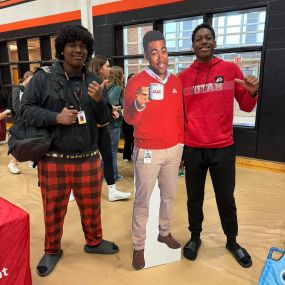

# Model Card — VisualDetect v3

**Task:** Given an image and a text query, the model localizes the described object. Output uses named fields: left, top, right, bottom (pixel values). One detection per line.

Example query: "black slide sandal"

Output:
left=226, top=245, right=252, bottom=268
left=37, top=249, right=63, bottom=277
left=84, top=240, right=119, bottom=254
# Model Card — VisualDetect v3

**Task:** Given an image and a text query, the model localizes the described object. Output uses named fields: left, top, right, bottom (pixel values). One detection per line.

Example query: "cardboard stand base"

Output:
left=141, top=181, right=181, bottom=269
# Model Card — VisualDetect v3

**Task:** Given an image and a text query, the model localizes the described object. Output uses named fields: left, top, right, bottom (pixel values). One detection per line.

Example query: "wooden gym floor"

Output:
left=0, top=142, right=285, bottom=285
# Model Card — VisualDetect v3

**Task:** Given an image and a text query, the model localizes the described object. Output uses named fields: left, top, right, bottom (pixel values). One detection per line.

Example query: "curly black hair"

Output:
left=55, top=24, right=94, bottom=61
left=192, top=23, right=216, bottom=43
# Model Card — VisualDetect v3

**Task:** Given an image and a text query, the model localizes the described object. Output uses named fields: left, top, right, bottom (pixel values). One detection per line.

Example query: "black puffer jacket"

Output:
left=20, top=60, right=111, bottom=155
left=12, top=85, right=25, bottom=118
left=0, top=87, right=9, bottom=109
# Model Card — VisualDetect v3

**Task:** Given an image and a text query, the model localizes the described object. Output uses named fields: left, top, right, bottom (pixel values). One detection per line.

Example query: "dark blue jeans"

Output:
left=107, top=126, right=121, bottom=181
left=97, top=126, right=115, bottom=185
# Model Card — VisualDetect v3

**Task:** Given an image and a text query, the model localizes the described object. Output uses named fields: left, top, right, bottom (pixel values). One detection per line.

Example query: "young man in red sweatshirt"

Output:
left=124, top=30, right=184, bottom=270
left=179, top=23, right=259, bottom=268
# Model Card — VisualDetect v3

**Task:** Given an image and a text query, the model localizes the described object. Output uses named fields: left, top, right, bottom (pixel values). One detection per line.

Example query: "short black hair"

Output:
left=55, top=24, right=94, bottom=61
left=127, top=73, right=135, bottom=80
left=143, top=30, right=165, bottom=51
left=192, top=23, right=216, bottom=43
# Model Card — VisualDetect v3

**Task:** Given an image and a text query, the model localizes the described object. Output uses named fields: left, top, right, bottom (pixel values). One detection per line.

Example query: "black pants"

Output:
left=122, top=119, right=134, bottom=160
left=183, top=145, right=238, bottom=239
left=97, top=126, right=115, bottom=185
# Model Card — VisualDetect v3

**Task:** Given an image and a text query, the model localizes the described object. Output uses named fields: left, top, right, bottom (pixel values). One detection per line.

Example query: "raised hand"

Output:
left=112, top=110, right=120, bottom=119
left=101, top=79, right=108, bottom=88
left=112, top=105, right=121, bottom=119
left=135, top=87, right=150, bottom=109
left=234, top=75, right=259, bottom=97
left=88, top=80, right=103, bottom=102
left=56, top=107, right=78, bottom=125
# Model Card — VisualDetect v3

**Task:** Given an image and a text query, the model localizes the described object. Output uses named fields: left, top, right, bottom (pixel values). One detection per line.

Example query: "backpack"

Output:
left=7, top=66, right=57, bottom=162
left=8, top=122, right=51, bottom=162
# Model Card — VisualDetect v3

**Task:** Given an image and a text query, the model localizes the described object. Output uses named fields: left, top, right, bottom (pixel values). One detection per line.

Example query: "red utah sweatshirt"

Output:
left=179, top=57, right=258, bottom=148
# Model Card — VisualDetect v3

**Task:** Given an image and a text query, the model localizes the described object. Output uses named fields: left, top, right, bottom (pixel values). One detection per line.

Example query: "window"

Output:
left=50, top=36, right=56, bottom=59
left=168, top=55, right=195, bottom=75
left=122, top=18, right=202, bottom=78
left=10, top=64, right=19, bottom=85
left=219, top=51, right=261, bottom=126
left=164, top=17, right=203, bottom=52
left=28, top=38, right=41, bottom=61
left=0, top=35, right=55, bottom=91
left=123, top=23, right=153, bottom=56
left=124, top=58, right=149, bottom=76
left=118, top=7, right=266, bottom=127
left=123, top=23, right=153, bottom=79
left=212, top=7, right=266, bottom=126
left=212, top=8, right=266, bottom=48
left=29, top=63, right=41, bottom=73
left=7, top=41, right=19, bottom=84
left=7, top=41, right=18, bottom=62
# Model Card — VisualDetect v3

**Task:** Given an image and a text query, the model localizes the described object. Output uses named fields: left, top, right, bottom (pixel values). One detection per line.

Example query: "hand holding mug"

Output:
left=135, top=86, right=149, bottom=109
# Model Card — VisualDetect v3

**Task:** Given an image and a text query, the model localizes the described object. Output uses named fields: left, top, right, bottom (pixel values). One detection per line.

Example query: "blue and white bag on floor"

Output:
left=258, top=247, right=285, bottom=285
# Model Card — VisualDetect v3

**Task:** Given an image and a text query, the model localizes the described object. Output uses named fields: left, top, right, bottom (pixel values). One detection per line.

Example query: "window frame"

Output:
left=114, top=5, right=269, bottom=130
left=0, top=32, right=56, bottom=89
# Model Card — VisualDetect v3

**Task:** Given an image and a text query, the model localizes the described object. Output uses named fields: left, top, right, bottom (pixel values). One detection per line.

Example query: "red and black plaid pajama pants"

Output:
left=37, top=155, right=102, bottom=254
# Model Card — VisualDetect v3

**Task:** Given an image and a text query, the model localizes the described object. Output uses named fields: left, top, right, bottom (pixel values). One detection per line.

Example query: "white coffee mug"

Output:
left=149, top=83, right=164, bottom=100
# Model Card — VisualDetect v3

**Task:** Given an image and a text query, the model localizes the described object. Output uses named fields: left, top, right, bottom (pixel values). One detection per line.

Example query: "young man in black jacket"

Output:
left=20, top=25, right=119, bottom=277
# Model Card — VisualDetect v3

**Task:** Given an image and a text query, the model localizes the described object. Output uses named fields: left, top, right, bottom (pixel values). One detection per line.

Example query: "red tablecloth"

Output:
left=0, top=198, right=32, bottom=285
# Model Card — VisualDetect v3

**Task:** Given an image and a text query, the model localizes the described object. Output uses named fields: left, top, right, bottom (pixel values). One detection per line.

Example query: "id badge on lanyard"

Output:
left=144, top=150, right=152, bottom=164
left=77, top=110, right=87, bottom=124
left=65, top=71, right=87, bottom=125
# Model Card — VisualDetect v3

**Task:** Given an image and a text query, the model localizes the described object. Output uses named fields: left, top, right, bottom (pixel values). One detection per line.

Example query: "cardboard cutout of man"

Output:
left=124, top=30, right=184, bottom=270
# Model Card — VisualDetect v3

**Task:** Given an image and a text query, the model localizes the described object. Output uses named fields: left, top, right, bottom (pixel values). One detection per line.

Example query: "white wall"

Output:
left=0, top=0, right=79, bottom=26
left=0, top=0, right=120, bottom=26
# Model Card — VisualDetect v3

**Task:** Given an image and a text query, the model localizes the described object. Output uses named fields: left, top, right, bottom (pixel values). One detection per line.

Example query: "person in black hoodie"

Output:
left=20, top=25, right=119, bottom=277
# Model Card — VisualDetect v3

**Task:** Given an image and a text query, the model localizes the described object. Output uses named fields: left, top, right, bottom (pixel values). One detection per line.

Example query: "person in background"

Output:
left=178, top=161, right=185, bottom=177
left=122, top=73, right=135, bottom=163
left=124, top=30, right=184, bottom=270
left=88, top=56, right=131, bottom=202
left=20, top=25, right=119, bottom=277
left=107, top=66, right=126, bottom=183
left=179, top=23, right=258, bottom=268
left=0, top=86, right=10, bottom=144
left=7, top=70, right=34, bottom=174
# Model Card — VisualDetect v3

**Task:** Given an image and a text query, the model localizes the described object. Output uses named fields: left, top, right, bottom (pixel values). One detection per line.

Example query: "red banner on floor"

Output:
left=0, top=198, right=32, bottom=285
